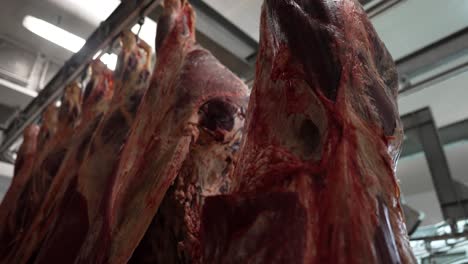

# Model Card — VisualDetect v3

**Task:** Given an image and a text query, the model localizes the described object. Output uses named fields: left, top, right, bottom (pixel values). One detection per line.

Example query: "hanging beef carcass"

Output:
left=128, top=7, right=248, bottom=264
left=1, top=105, right=58, bottom=259
left=0, top=125, right=39, bottom=256
left=18, top=83, right=82, bottom=226
left=35, top=105, right=60, bottom=152
left=201, top=0, right=416, bottom=263
left=8, top=60, right=114, bottom=264
left=68, top=0, right=248, bottom=263
left=1, top=83, right=81, bottom=260
left=30, top=33, right=153, bottom=264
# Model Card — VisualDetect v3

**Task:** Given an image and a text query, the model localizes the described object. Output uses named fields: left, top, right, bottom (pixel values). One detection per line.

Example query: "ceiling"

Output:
left=0, top=0, right=118, bottom=64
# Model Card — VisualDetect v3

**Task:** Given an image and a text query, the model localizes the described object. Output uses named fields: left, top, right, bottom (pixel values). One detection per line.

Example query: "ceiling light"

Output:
left=100, top=53, right=118, bottom=71
left=23, top=15, right=86, bottom=53
left=131, top=18, right=157, bottom=51
left=48, top=0, right=120, bottom=25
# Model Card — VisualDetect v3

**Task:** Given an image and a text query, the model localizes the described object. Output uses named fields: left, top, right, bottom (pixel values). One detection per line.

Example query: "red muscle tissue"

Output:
left=30, top=34, right=153, bottom=264
left=201, top=0, right=416, bottom=263
left=9, top=61, right=114, bottom=264
left=0, top=0, right=417, bottom=263
left=73, top=0, right=248, bottom=262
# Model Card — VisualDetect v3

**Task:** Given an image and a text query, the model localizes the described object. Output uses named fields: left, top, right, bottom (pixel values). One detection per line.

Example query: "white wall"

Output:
left=398, top=71, right=468, bottom=128
left=398, top=141, right=468, bottom=226
left=377, top=0, right=468, bottom=226
left=372, top=0, right=468, bottom=60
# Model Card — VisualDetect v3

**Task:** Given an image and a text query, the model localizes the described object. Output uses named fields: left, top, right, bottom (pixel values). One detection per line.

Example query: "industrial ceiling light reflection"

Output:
left=100, top=53, right=118, bottom=71
left=23, top=16, right=117, bottom=71
left=23, top=15, right=85, bottom=53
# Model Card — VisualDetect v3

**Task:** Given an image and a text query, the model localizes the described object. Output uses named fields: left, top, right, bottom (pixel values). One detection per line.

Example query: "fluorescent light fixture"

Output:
left=131, top=18, right=157, bottom=51
left=23, top=15, right=85, bottom=53
left=100, top=53, right=118, bottom=71
left=23, top=15, right=116, bottom=71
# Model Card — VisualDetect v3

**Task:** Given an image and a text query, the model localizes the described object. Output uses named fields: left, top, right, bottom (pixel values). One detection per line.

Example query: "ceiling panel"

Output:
left=202, top=0, right=262, bottom=42
left=0, top=0, right=108, bottom=64
left=372, top=0, right=468, bottom=60
left=398, top=70, right=468, bottom=128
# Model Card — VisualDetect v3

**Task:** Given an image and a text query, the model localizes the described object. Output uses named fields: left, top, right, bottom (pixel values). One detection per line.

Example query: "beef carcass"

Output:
left=0, top=125, right=39, bottom=256
left=1, top=106, right=57, bottom=260
left=1, top=83, right=81, bottom=258
left=15, top=82, right=82, bottom=228
left=8, top=60, right=114, bottom=264
left=129, top=28, right=247, bottom=264
left=71, top=1, right=248, bottom=263
left=30, top=33, right=153, bottom=264
left=201, top=0, right=416, bottom=263
left=35, top=104, right=60, bottom=154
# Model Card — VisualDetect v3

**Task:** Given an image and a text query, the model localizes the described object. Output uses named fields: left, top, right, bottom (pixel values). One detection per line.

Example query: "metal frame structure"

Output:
left=191, top=0, right=258, bottom=80
left=398, top=26, right=468, bottom=96
left=401, top=108, right=468, bottom=222
left=362, top=0, right=403, bottom=18
left=147, top=0, right=258, bottom=80
left=401, top=118, right=468, bottom=158
left=0, top=0, right=161, bottom=160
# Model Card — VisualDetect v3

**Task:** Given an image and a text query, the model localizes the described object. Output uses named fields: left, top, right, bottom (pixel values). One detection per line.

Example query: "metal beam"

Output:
left=401, top=118, right=468, bottom=158
left=196, top=31, right=253, bottom=79
left=401, top=108, right=468, bottom=221
left=147, top=1, right=257, bottom=79
left=363, top=0, right=403, bottom=18
left=0, top=0, right=161, bottom=158
left=410, top=231, right=468, bottom=242
left=190, top=0, right=258, bottom=60
left=397, top=26, right=468, bottom=96
left=190, top=0, right=257, bottom=79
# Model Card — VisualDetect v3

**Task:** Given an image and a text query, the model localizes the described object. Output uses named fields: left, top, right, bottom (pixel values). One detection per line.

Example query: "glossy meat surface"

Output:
left=22, top=83, right=82, bottom=218
left=129, top=65, right=248, bottom=264
left=201, top=0, right=416, bottom=263
left=32, top=34, right=153, bottom=264
left=0, top=125, right=39, bottom=258
left=4, top=83, right=82, bottom=254
left=8, top=61, right=114, bottom=264
left=74, top=1, right=248, bottom=263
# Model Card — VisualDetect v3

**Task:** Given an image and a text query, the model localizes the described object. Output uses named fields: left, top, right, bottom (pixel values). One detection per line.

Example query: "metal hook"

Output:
left=135, top=16, right=145, bottom=42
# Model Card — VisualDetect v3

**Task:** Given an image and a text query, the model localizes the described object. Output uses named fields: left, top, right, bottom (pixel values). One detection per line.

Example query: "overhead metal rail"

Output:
left=191, top=0, right=258, bottom=80
left=401, top=118, right=468, bottom=158
left=0, top=0, right=161, bottom=160
left=147, top=0, right=258, bottom=80
left=401, top=108, right=468, bottom=222
left=362, top=0, right=403, bottom=18
left=398, top=26, right=468, bottom=96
